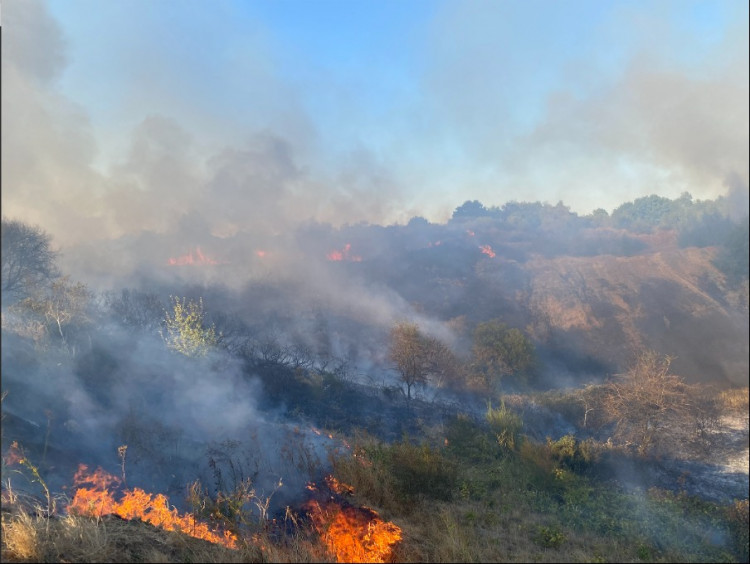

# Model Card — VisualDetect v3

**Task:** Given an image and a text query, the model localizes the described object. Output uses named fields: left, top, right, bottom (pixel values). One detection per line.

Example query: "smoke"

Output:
left=5, top=0, right=748, bottom=256
left=421, top=0, right=749, bottom=213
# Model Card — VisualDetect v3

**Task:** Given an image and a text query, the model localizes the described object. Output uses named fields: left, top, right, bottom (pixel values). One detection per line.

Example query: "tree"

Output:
left=19, top=275, right=91, bottom=348
left=1, top=218, right=59, bottom=302
left=451, top=200, right=491, bottom=221
left=104, top=288, right=164, bottom=331
left=162, top=296, right=218, bottom=357
left=603, top=350, right=693, bottom=455
left=471, top=320, right=535, bottom=390
left=389, top=322, right=451, bottom=401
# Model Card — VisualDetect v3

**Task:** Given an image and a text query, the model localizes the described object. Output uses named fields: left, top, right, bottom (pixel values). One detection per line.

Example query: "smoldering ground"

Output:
left=0, top=314, right=352, bottom=515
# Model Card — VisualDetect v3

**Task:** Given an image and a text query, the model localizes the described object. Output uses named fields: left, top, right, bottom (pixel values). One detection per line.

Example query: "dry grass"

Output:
left=718, top=387, right=750, bottom=414
left=0, top=497, right=329, bottom=563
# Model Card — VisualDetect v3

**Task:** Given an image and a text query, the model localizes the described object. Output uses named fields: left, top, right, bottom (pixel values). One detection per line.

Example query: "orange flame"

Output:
left=167, top=247, right=221, bottom=266
left=324, top=476, right=354, bottom=496
left=326, top=244, right=362, bottom=262
left=3, top=441, right=26, bottom=466
left=479, top=244, right=496, bottom=258
left=306, top=499, right=401, bottom=563
left=255, top=250, right=268, bottom=258
left=68, top=465, right=237, bottom=549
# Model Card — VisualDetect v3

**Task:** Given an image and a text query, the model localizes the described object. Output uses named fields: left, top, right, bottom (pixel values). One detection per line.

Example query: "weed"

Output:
left=534, top=525, right=567, bottom=548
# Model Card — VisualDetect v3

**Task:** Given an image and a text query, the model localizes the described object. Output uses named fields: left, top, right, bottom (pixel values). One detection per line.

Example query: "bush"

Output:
left=162, top=296, right=217, bottom=357
left=389, top=441, right=458, bottom=502
left=547, top=435, right=597, bottom=474
left=445, top=415, right=500, bottom=462
left=486, top=401, right=523, bottom=451
left=727, top=499, right=749, bottom=563
left=534, top=525, right=566, bottom=549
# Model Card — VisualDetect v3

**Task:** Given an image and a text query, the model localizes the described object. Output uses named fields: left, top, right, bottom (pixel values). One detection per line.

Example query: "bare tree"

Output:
left=1, top=218, right=59, bottom=302
left=19, top=276, right=91, bottom=349
left=104, top=288, right=164, bottom=331
left=603, top=350, right=694, bottom=455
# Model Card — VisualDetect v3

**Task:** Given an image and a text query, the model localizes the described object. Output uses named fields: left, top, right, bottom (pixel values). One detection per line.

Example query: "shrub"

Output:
left=486, top=401, right=523, bottom=451
left=548, top=435, right=597, bottom=474
left=727, top=499, right=749, bottom=563
left=389, top=441, right=458, bottom=502
left=162, top=296, right=218, bottom=357
left=445, top=415, right=500, bottom=462
left=534, top=525, right=566, bottom=549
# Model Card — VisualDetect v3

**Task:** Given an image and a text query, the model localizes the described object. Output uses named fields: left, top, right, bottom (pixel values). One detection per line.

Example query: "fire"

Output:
left=3, top=441, right=25, bottom=466
left=167, top=247, right=221, bottom=266
left=479, top=244, right=496, bottom=258
left=255, top=250, right=268, bottom=258
left=324, top=475, right=354, bottom=496
left=326, top=243, right=362, bottom=262
left=306, top=499, right=401, bottom=563
left=466, top=230, right=475, bottom=237
left=68, top=465, right=237, bottom=549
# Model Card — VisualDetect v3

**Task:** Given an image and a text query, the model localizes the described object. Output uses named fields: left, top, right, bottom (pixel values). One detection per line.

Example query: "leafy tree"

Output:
left=1, top=218, right=59, bottom=303
left=471, top=320, right=535, bottom=390
left=389, top=322, right=451, bottom=400
left=611, top=194, right=676, bottom=232
left=714, top=216, right=749, bottom=282
left=451, top=200, right=492, bottom=220
left=162, top=296, right=218, bottom=357
left=501, top=201, right=544, bottom=230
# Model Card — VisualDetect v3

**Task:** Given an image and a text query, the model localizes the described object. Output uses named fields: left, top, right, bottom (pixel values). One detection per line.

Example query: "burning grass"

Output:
left=67, top=465, right=238, bottom=549
left=303, top=474, right=402, bottom=563
left=305, top=499, right=402, bottom=563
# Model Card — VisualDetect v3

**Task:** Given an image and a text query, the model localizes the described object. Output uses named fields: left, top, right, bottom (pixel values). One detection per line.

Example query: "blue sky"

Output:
left=3, top=0, right=748, bottom=246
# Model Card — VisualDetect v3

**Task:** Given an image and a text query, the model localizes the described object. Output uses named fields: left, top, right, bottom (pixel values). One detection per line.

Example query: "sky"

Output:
left=2, top=0, right=748, bottom=248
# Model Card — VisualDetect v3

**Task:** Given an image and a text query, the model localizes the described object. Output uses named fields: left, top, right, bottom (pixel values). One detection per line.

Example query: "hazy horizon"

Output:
left=2, top=0, right=748, bottom=251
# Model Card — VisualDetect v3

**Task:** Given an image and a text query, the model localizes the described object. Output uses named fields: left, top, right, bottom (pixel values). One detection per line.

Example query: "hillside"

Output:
left=2, top=197, right=748, bottom=563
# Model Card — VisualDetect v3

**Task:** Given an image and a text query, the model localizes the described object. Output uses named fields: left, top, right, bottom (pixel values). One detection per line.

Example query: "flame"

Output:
left=466, top=230, right=475, bottom=237
left=306, top=499, right=401, bottom=563
left=68, top=465, right=237, bottom=549
left=167, top=247, right=222, bottom=266
left=3, top=441, right=26, bottom=466
left=255, top=250, right=268, bottom=258
left=324, top=476, right=354, bottom=496
left=479, top=244, right=496, bottom=258
left=326, top=244, right=362, bottom=262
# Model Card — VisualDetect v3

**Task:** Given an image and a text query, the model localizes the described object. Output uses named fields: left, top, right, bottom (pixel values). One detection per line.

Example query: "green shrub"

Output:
left=727, top=499, right=749, bottom=563
left=534, top=525, right=566, bottom=548
left=389, top=440, right=458, bottom=502
left=548, top=435, right=597, bottom=473
left=445, top=415, right=500, bottom=462
left=486, top=401, right=523, bottom=451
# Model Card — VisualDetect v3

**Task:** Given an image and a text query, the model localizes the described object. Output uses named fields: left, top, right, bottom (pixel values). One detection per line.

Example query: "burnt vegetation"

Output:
left=2, top=192, right=749, bottom=563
